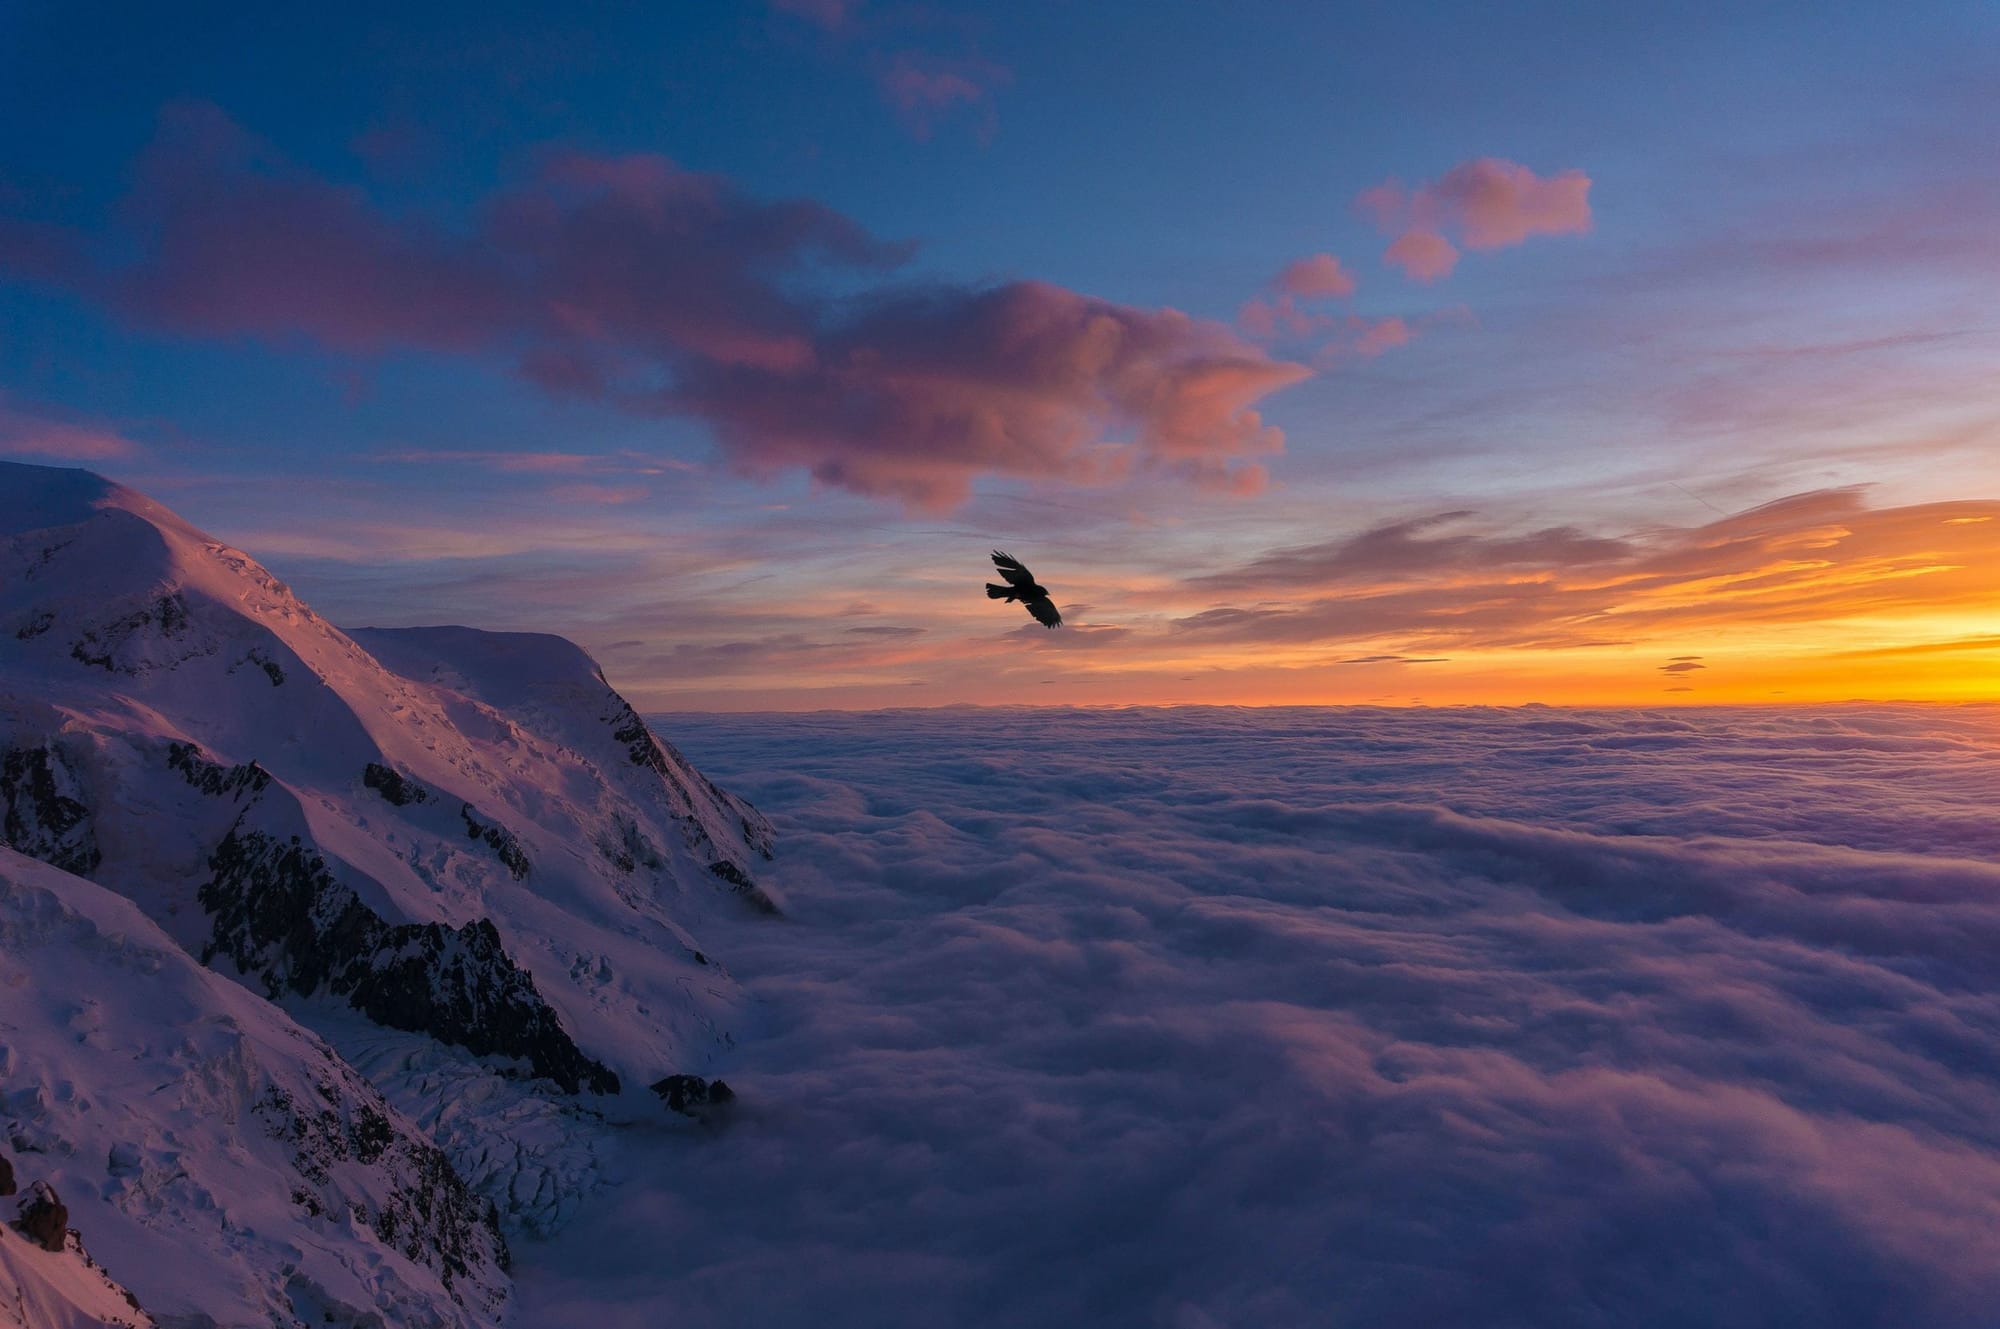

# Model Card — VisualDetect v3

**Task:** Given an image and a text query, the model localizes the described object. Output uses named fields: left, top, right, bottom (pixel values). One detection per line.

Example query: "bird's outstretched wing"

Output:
left=991, top=550, right=1035, bottom=588
left=1024, top=595, right=1062, bottom=628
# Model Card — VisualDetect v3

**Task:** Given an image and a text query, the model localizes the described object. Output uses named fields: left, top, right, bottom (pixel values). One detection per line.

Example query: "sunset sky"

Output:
left=2, top=1, right=1996, bottom=709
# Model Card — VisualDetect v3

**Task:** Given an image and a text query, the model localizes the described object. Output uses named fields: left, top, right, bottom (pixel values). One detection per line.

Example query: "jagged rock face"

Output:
left=706, top=858, right=780, bottom=915
left=0, top=846, right=510, bottom=1327
left=610, top=698, right=777, bottom=867
left=254, top=1082, right=507, bottom=1289
left=167, top=741, right=271, bottom=799
left=0, top=745, right=99, bottom=877
left=649, top=1074, right=735, bottom=1117
left=16, top=1182, right=68, bottom=1253
left=0, top=1154, right=15, bottom=1197
left=458, top=804, right=532, bottom=880
left=201, top=823, right=618, bottom=1095
left=364, top=761, right=430, bottom=807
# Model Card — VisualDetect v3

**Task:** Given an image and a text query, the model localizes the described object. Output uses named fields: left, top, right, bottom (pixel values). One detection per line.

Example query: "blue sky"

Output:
left=2, top=1, right=1996, bottom=707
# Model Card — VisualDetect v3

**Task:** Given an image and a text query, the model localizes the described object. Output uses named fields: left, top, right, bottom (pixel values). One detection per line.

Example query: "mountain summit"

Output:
left=0, top=460, right=778, bottom=1323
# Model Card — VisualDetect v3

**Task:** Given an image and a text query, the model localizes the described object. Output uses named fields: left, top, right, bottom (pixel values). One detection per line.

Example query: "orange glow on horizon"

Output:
left=629, top=492, right=2000, bottom=712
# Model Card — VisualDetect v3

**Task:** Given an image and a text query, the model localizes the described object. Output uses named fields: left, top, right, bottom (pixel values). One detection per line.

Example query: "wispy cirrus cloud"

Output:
left=763, top=0, right=1011, bottom=141
left=1362, top=157, right=1593, bottom=282
left=1174, top=489, right=2000, bottom=654
left=1, top=104, right=1307, bottom=513
left=0, top=395, right=143, bottom=460
left=874, top=52, right=1011, bottom=142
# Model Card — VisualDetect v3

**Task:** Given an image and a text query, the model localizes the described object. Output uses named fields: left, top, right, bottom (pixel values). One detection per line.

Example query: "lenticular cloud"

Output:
left=518, top=704, right=2000, bottom=1329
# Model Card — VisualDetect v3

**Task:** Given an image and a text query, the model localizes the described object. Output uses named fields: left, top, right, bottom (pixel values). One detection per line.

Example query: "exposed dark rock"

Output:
left=200, top=824, right=617, bottom=1094
left=255, top=1082, right=510, bottom=1293
left=741, top=816, right=774, bottom=861
left=460, top=804, right=531, bottom=880
left=0, top=1153, right=14, bottom=1196
left=166, top=742, right=271, bottom=800
left=233, top=646, right=285, bottom=686
left=69, top=592, right=196, bottom=672
left=1, top=745, right=100, bottom=876
left=649, top=1075, right=734, bottom=1116
left=23, top=536, right=74, bottom=580
left=609, top=701, right=773, bottom=862
left=707, top=859, right=780, bottom=915
left=598, top=814, right=663, bottom=875
left=363, top=762, right=431, bottom=807
left=14, top=609, right=53, bottom=641
left=15, top=1180, right=68, bottom=1252
left=610, top=703, right=671, bottom=779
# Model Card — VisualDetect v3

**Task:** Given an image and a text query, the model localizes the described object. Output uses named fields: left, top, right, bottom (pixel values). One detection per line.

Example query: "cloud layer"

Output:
left=0, top=104, right=1306, bottom=511
left=515, top=704, right=2000, bottom=1328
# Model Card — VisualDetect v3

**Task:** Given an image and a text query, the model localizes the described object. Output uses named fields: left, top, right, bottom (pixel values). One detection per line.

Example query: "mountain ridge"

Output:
left=0, top=460, right=782, bottom=1319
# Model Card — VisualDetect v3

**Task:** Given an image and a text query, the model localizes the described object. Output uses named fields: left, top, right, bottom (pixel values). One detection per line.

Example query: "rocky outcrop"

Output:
left=256, top=1082, right=508, bottom=1293
left=200, top=825, right=618, bottom=1094
left=16, top=1181, right=68, bottom=1253
left=650, top=1074, right=735, bottom=1117
left=232, top=646, right=285, bottom=686
left=68, top=592, right=206, bottom=674
left=0, top=845, right=510, bottom=1326
left=612, top=699, right=776, bottom=865
left=1, top=744, right=100, bottom=877
left=166, top=742, right=271, bottom=800
left=459, top=805, right=531, bottom=881
left=0, top=1153, right=14, bottom=1196
left=363, top=761, right=432, bottom=807
left=598, top=814, right=665, bottom=874
left=708, top=859, right=780, bottom=915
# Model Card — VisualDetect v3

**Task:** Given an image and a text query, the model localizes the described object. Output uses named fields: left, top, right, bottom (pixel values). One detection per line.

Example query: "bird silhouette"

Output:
left=986, top=551, right=1062, bottom=628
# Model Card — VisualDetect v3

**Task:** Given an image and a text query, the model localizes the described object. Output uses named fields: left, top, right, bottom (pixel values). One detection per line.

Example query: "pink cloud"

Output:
left=1238, top=295, right=1329, bottom=341
left=1351, top=316, right=1413, bottom=358
left=673, top=281, right=1309, bottom=510
left=0, top=397, right=141, bottom=460
left=5, top=104, right=1308, bottom=513
left=1435, top=158, right=1592, bottom=249
left=1274, top=253, right=1356, bottom=300
left=1362, top=157, right=1592, bottom=282
left=1382, top=230, right=1460, bottom=282
left=549, top=483, right=650, bottom=505
left=1309, top=315, right=1424, bottom=365
left=875, top=53, right=1010, bottom=141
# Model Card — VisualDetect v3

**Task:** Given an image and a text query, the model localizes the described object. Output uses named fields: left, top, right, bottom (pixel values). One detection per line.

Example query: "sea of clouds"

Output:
left=514, top=705, right=2000, bottom=1328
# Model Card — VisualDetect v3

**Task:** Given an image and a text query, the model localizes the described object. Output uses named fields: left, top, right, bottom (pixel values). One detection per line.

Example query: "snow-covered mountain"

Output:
left=0, top=846, right=507, bottom=1328
left=0, top=460, right=781, bottom=1319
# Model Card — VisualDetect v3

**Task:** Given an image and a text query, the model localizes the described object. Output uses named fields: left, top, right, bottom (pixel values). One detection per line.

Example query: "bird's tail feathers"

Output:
left=985, top=583, right=1017, bottom=600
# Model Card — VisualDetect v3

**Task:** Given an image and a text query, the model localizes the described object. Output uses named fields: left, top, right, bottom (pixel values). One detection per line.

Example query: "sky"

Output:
left=2, top=0, right=1996, bottom=709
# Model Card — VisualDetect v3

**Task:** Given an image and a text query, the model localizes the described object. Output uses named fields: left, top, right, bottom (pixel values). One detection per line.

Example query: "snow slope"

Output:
left=0, top=1228, right=150, bottom=1329
left=0, top=461, right=778, bottom=1243
left=0, top=846, right=507, bottom=1327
